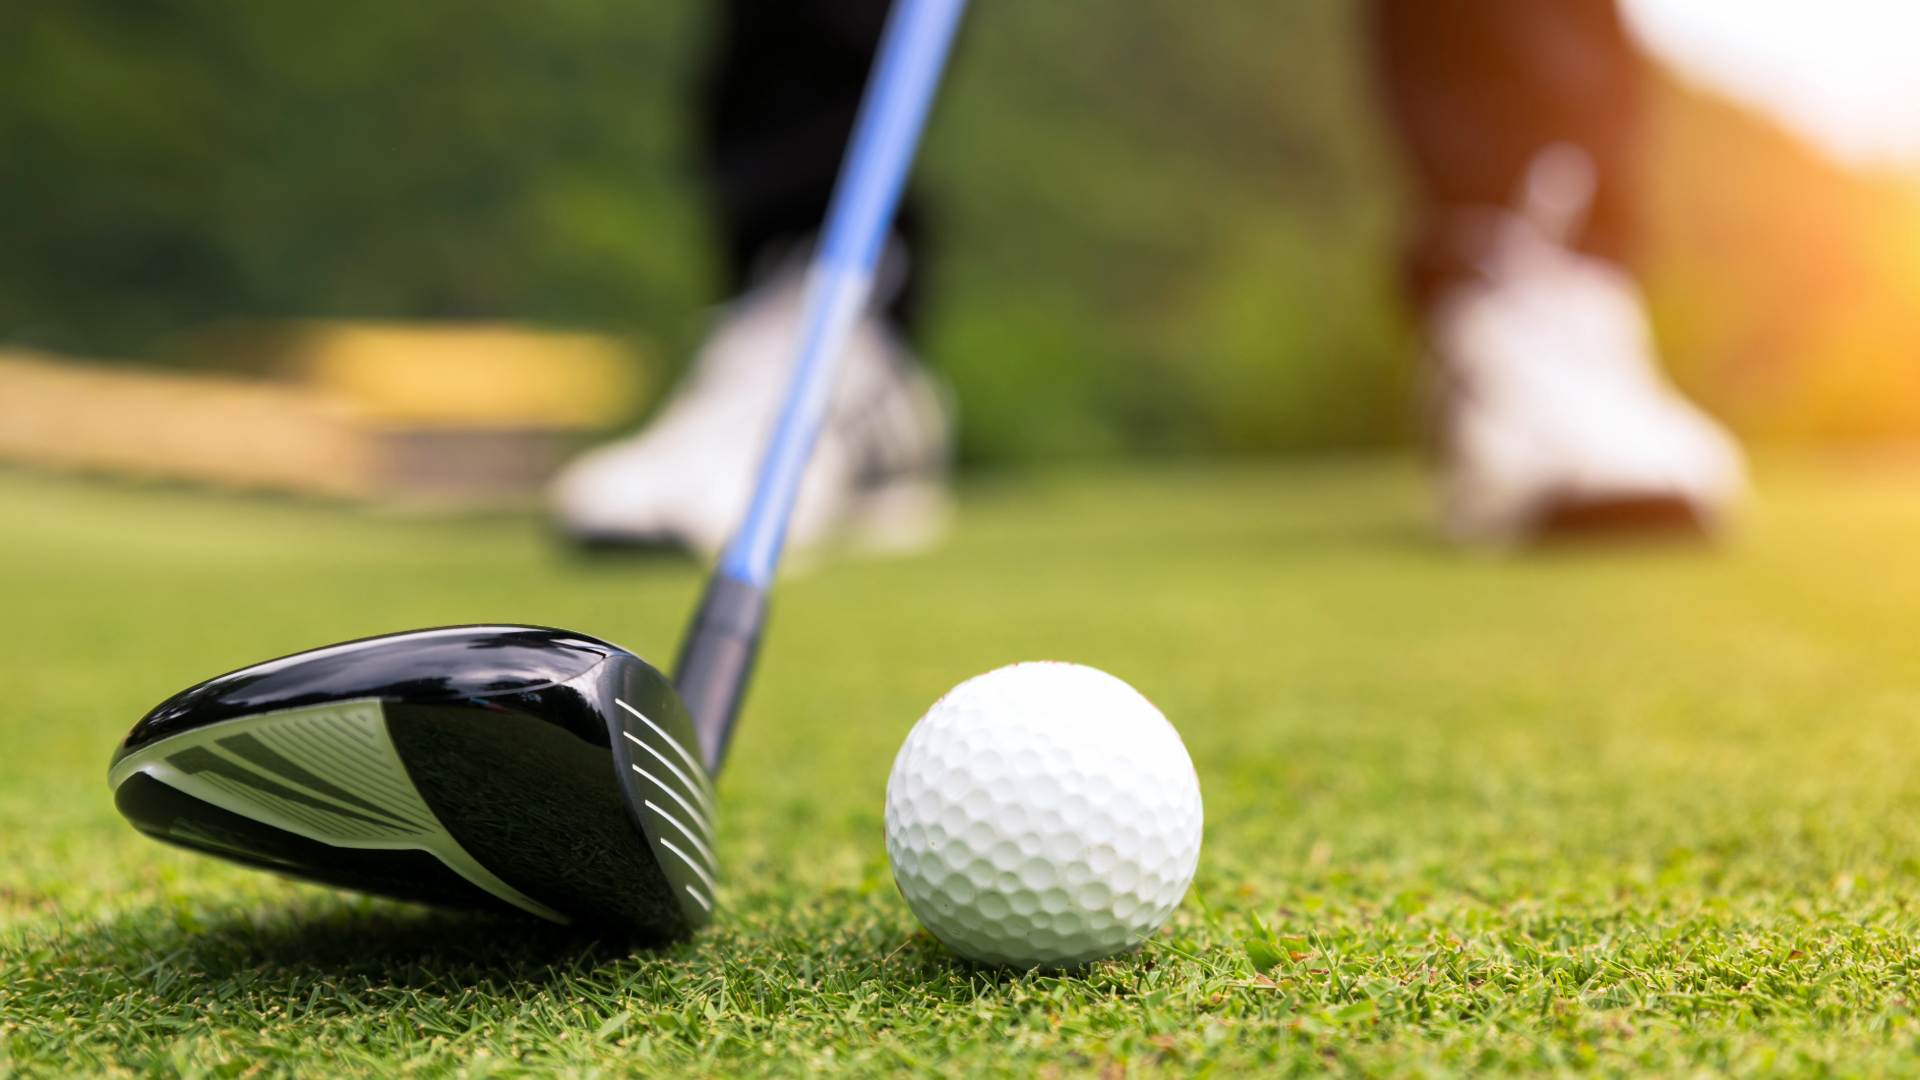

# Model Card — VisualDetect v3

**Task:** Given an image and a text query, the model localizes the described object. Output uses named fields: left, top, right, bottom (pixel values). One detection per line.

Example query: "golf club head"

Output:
left=109, top=625, right=717, bottom=941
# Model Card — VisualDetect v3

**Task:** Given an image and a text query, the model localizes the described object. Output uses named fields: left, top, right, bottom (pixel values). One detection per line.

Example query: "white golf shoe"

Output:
left=551, top=268, right=953, bottom=560
left=1429, top=155, right=1745, bottom=545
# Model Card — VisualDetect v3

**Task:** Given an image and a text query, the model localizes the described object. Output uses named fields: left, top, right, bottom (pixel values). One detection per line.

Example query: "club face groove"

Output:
left=110, top=625, right=716, bottom=940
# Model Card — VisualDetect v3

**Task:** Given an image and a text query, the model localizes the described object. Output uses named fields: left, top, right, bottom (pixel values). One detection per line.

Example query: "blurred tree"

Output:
left=1640, top=70, right=1920, bottom=443
left=0, top=0, right=717, bottom=357
left=923, top=0, right=1412, bottom=461
left=0, top=0, right=1412, bottom=463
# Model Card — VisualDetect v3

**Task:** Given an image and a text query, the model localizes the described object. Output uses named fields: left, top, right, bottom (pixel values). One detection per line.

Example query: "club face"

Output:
left=110, top=625, right=717, bottom=940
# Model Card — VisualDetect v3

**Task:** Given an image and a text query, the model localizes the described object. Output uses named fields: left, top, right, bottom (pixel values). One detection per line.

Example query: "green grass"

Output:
left=8, top=455, right=1920, bottom=1078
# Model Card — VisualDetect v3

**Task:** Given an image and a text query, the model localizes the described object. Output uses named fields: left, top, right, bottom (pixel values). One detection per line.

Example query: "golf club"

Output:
left=106, top=0, right=969, bottom=942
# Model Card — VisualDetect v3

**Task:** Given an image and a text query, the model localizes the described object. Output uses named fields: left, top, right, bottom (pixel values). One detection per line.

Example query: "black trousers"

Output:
left=701, top=0, right=1639, bottom=323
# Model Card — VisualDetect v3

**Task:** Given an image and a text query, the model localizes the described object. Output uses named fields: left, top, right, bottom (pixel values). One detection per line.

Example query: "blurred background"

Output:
left=3, top=0, right=1920, bottom=498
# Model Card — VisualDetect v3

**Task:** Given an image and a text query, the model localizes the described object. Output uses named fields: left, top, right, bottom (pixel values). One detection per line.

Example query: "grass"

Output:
left=7, top=454, right=1920, bottom=1077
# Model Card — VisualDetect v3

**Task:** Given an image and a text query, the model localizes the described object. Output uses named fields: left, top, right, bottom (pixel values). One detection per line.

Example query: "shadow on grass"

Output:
left=555, top=530, right=704, bottom=569
left=1238, top=517, right=1725, bottom=561
left=43, top=897, right=671, bottom=999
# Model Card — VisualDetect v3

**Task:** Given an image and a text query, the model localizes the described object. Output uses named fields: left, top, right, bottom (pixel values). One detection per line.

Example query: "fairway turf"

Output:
left=6, top=455, right=1920, bottom=1077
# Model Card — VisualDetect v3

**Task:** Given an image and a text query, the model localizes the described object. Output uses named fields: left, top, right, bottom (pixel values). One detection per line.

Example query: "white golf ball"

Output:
left=884, top=662, right=1203, bottom=967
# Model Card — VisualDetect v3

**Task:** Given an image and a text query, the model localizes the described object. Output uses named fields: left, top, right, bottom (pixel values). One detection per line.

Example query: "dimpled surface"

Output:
left=884, top=662, right=1203, bottom=967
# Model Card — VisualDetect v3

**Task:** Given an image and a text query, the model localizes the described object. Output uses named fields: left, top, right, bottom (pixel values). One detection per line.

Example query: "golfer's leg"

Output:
left=1368, top=0, right=1745, bottom=544
left=1371, top=0, right=1638, bottom=304
left=549, top=0, right=951, bottom=557
left=701, top=0, right=925, bottom=329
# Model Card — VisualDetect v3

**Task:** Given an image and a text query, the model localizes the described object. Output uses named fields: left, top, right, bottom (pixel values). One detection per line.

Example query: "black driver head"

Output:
left=109, top=625, right=717, bottom=942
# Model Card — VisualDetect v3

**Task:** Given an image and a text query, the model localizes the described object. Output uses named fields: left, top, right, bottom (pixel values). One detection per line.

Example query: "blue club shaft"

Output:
left=675, top=0, right=968, bottom=773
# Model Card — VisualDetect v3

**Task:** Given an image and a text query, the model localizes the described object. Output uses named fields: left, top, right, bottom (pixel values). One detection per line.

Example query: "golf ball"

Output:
left=884, top=662, right=1203, bottom=967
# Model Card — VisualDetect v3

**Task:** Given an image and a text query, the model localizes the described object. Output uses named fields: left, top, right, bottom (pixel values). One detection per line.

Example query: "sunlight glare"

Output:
left=1622, top=0, right=1920, bottom=168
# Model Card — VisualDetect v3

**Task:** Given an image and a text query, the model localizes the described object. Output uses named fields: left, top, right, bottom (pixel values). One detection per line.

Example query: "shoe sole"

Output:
left=1531, top=494, right=1711, bottom=543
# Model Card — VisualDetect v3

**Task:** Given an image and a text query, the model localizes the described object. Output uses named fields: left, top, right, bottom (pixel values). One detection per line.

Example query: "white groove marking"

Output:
left=659, top=837, right=719, bottom=896
left=684, top=885, right=713, bottom=912
left=615, top=700, right=717, bottom=802
left=201, top=739, right=427, bottom=832
left=631, top=765, right=716, bottom=844
left=645, top=799, right=718, bottom=871
left=621, top=731, right=718, bottom=822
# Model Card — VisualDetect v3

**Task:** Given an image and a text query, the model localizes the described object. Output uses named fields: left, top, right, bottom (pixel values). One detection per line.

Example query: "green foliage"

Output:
left=1243, top=937, right=1285, bottom=975
left=0, top=0, right=1411, bottom=462
left=9, top=457, right=1920, bottom=1075
left=922, top=0, right=1412, bottom=460
left=0, top=0, right=717, bottom=356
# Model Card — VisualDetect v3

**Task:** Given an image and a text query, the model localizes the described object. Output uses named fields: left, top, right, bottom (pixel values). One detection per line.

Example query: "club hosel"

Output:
left=674, top=574, right=768, bottom=774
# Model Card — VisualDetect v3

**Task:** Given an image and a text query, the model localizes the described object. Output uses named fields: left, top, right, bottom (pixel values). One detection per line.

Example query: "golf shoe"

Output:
left=551, top=266, right=953, bottom=561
